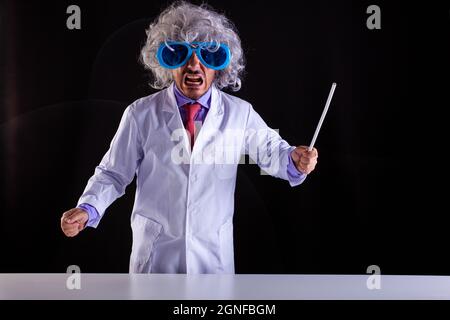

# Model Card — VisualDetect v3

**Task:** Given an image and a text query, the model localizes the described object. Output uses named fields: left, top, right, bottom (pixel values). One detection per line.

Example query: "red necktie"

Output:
left=183, top=103, right=201, bottom=150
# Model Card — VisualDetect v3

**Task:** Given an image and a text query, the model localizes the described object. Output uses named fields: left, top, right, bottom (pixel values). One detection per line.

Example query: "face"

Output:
left=171, top=52, right=216, bottom=100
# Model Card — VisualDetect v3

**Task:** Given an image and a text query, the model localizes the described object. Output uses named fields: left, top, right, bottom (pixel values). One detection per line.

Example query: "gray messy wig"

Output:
left=140, top=1, right=245, bottom=91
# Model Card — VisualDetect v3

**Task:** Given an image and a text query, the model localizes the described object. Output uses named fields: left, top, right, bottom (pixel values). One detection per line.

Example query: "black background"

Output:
left=0, top=0, right=448, bottom=275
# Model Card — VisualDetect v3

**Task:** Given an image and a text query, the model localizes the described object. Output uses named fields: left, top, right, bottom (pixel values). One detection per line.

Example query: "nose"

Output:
left=186, top=52, right=201, bottom=69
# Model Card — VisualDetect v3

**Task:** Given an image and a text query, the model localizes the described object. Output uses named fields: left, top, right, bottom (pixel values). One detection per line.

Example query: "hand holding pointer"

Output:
left=290, top=83, right=336, bottom=175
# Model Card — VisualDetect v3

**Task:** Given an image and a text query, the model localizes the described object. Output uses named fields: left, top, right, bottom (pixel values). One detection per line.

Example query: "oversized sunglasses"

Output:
left=156, top=41, right=231, bottom=70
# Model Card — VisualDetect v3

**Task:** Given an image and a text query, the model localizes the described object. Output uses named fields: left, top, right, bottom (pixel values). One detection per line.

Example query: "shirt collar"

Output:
left=173, top=83, right=212, bottom=109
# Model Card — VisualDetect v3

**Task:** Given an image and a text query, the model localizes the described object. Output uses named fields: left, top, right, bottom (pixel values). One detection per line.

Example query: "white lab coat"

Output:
left=77, top=83, right=305, bottom=274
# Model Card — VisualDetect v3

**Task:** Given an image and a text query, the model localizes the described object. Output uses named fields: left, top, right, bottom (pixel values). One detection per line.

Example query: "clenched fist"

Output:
left=291, top=146, right=318, bottom=175
left=60, top=208, right=88, bottom=237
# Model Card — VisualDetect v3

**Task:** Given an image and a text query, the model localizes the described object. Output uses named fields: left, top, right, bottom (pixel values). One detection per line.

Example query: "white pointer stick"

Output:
left=308, top=82, right=337, bottom=151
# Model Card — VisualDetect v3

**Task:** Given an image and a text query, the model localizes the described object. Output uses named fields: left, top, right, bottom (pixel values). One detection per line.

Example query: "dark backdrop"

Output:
left=0, top=0, right=449, bottom=274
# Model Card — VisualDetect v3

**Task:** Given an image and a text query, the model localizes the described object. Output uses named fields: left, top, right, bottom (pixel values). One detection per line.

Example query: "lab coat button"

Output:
left=191, top=174, right=197, bottom=182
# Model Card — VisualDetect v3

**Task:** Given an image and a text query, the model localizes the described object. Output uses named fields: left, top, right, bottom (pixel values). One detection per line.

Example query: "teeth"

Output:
left=185, top=76, right=202, bottom=84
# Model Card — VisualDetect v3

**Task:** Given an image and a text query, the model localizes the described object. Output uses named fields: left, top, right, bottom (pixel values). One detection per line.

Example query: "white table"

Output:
left=1, top=274, right=450, bottom=300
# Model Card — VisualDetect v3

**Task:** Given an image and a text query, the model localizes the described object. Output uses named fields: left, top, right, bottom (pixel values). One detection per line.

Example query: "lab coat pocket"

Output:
left=219, top=218, right=235, bottom=273
left=129, top=213, right=163, bottom=273
left=214, top=163, right=237, bottom=180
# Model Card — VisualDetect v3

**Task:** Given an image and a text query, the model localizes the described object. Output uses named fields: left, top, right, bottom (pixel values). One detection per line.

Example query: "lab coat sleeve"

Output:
left=76, top=105, right=144, bottom=226
left=244, top=104, right=306, bottom=187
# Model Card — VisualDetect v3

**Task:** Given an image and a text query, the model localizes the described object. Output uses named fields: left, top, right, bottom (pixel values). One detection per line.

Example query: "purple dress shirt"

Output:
left=78, top=84, right=304, bottom=228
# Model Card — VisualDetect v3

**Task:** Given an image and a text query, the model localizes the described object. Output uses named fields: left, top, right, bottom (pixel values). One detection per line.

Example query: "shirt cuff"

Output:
left=77, top=203, right=100, bottom=228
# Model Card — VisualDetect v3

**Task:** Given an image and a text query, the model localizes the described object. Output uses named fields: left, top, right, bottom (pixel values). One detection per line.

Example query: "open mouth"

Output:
left=184, top=74, right=204, bottom=87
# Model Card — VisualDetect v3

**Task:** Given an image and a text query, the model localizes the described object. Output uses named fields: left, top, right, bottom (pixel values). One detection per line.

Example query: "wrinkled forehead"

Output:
left=162, top=40, right=222, bottom=48
left=167, top=26, right=225, bottom=44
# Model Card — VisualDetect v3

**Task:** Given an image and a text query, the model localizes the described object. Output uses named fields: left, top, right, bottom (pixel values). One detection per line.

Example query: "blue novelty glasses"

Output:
left=157, top=41, right=231, bottom=70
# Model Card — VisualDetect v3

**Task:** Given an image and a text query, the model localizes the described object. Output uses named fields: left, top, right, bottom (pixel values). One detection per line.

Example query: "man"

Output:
left=60, top=1, right=318, bottom=274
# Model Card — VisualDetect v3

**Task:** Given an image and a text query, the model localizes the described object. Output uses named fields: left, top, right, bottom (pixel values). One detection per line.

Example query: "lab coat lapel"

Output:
left=162, top=83, right=192, bottom=158
left=191, top=85, right=224, bottom=159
